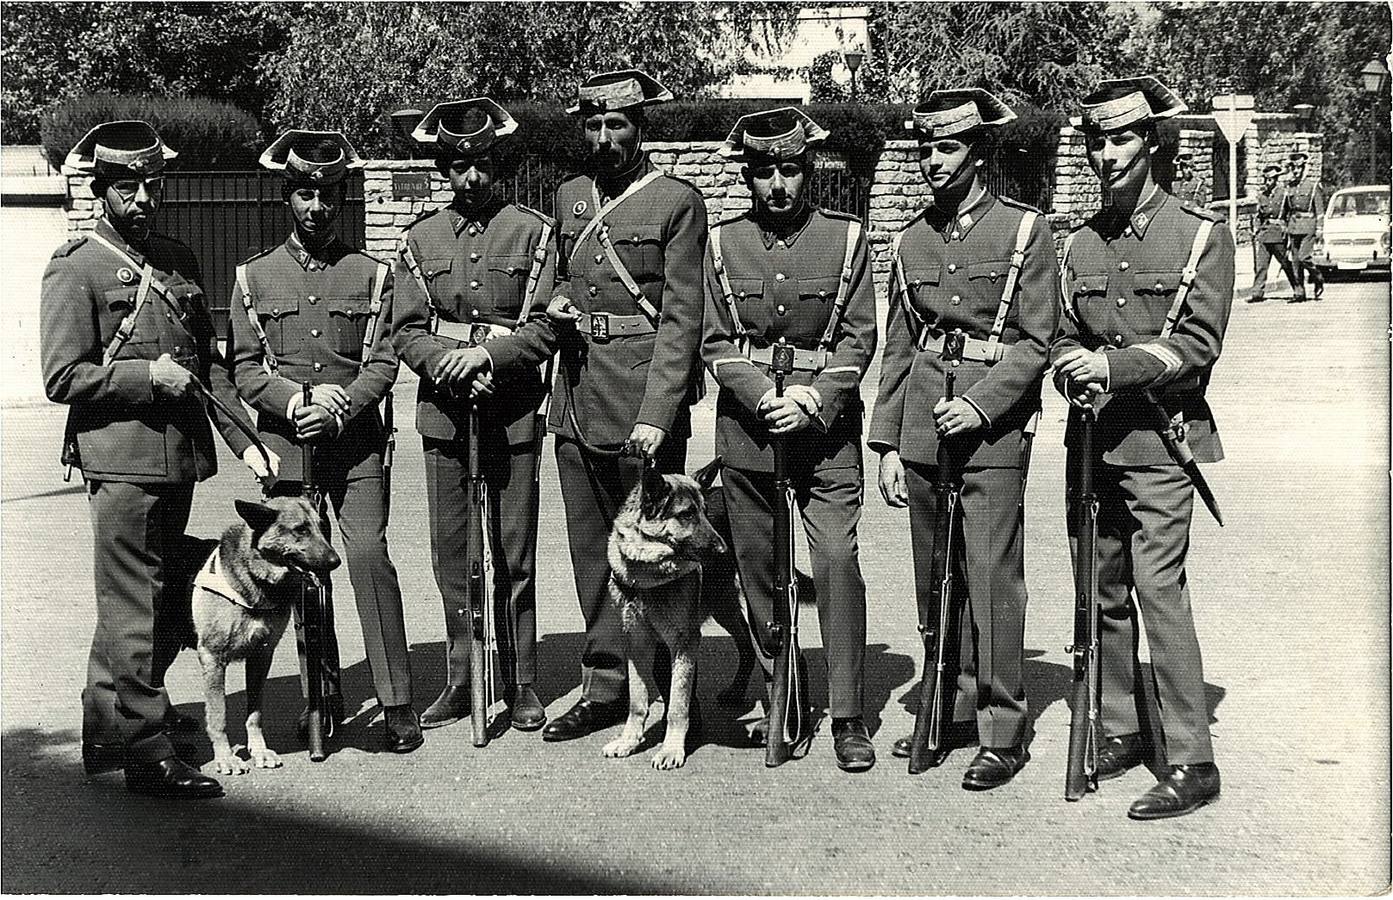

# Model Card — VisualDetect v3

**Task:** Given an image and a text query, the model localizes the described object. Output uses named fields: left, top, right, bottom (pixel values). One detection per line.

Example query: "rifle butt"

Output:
left=1064, top=676, right=1095, bottom=800
left=907, top=651, right=944, bottom=774
left=764, top=633, right=793, bottom=767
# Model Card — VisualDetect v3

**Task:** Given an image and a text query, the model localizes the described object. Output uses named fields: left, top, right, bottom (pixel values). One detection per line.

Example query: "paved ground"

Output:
left=2, top=274, right=1388, bottom=894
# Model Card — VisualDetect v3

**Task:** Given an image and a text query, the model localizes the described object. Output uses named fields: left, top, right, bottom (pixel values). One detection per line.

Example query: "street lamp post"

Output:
left=843, top=49, right=865, bottom=103
left=1359, top=58, right=1390, bottom=182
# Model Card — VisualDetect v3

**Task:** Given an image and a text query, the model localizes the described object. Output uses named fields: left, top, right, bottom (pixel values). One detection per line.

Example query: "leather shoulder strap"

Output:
left=596, top=225, right=661, bottom=324
left=987, top=209, right=1039, bottom=344
left=519, top=219, right=555, bottom=327
left=360, top=261, right=390, bottom=372
left=817, top=219, right=862, bottom=350
left=102, top=263, right=155, bottom=365
left=1162, top=219, right=1215, bottom=340
left=709, top=224, right=747, bottom=339
left=237, top=262, right=278, bottom=374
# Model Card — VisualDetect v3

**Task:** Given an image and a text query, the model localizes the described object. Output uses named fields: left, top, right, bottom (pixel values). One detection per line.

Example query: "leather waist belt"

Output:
left=435, top=320, right=514, bottom=346
left=576, top=311, right=656, bottom=341
left=917, top=331, right=1006, bottom=364
left=745, top=344, right=827, bottom=372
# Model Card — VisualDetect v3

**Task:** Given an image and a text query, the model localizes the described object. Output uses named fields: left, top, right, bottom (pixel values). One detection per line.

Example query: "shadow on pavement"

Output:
left=0, top=726, right=675, bottom=894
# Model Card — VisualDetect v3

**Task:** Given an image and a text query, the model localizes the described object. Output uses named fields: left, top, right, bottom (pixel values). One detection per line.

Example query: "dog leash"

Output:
left=189, top=375, right=273, bottom=475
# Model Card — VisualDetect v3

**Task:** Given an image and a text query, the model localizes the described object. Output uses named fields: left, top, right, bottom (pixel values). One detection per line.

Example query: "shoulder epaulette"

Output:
left=895, top=207, right=932, bottom=235
left=819, top=207, right=862, bottom=224
left=403, top=205, right=443, bottom=231
left=1179, top=203, right=1223, bottom=223
left=238, top=245, right=278, bottom=266
left=712, top=212, right=749, bottom=231
left=515, top=202, right=556, bottom=228
left=998, top=195, right=1044, bottom=215
left=51, top=234, right=88, bottom=258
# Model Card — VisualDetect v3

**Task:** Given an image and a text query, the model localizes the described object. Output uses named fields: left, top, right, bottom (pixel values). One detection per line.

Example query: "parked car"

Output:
left=1313, top=185, right=1390, bottom=277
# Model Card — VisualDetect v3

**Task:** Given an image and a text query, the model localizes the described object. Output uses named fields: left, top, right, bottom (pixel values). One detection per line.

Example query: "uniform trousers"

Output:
left=271, top=475, right=413, bottom=708
left=424, top=435, right=538, bottom=689
left=1287, top=233, right=1323, bottom=294
left=903, top=463, right=1030, bottom=748
left=721, top=463, right=867, bottom=719
left=84, top=480, right=195, bottom=764
left=555, top=436, right=687, bottom=704
left=1252, top=239, right=1299, bottom=297
left=1065, top=461, right=1214, bottom=765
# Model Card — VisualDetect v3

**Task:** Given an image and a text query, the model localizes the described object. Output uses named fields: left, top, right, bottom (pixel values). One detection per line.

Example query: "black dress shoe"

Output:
left=507, top=685, right=547, bottom=732
left=383, top=705, right=424, bottom=753
left=82, top=742, right=124, bottom=776
left=832, top=717, right=875, bottom=772
left=125, top=758, right=223, bottom=799
left=541, top=698, right=626, bottom=742
left=1128, top=763, right=1221, bottom=820
left=1246, top=293, right=1265, bottom=303
left=962, top=745, right=1030, bottom=791
left=1096, top=732, right=1148, bottom=781
left=421, top=685, right=471, bottom=729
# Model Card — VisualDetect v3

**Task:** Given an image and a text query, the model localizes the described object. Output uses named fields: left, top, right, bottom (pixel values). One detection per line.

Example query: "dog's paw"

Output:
left=650, top=744, right=687, bottom=770
left=249, top=748, right=282, bottom=769
left=212, top=753, right=250, bottom=775
left=601, top=736, right=641, bottom=758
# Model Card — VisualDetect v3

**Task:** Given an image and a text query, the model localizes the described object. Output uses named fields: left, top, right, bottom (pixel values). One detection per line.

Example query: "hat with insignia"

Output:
left=1262, top=161, right=1284, bottom=175
left=259, top=130, right=364, bottom=185
left=413, top=98, right=518, bottom=157
left=905, top=89, right=1016, bottom=139
left=568, top=69, right=673, bottom=116
left=1288, top=149, right=1310, bottom=163
left=720, top=107, right=830, bottom=160
left=63, top=120, right=178, bottom=177
left=1072, top=76, right=1187, bottom=132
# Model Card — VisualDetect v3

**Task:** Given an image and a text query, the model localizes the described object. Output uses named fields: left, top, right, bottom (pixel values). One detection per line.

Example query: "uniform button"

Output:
left=950, top=230, right=961, bottom=240
left=272, top=307, right=280, bottom=315
left=310, top=328, right=321, bottom=338
left=631, top=233, right=640, bottom=242
left=1118, top=261, right=1130, bottom=271
left=165, top=312, right=173, bottom=321
left=950, top=294, right=961, bottom=305
left=1116, top=298, right=1127, bottom=308
left=775, top=273, right=786, bottom=283
left=818, top=290, right=829, bottom=299
left=588, top=286, right=598, bottom=297
left=307, top=295, right=318, bottom=304
left=776, top=305, right=787, bottom=315
left=777, top=239, right=787, bottom=248
left=1154, top=282, right=1165, bottom=292
left=470, top=280, right=481, bottom=290
left=737, top=291, right=747, bottom=299
left=469, top=252, right=480, bottom=262
left=471, top=308, right=480, bottom=317
left=595, top=254, right=604, bottom=265
left=468, top=226, right=479, bottom=236
left=990, top=270, right=999, bottom=279
left=313, top=362, right=324, bottom=372
left=173, top=346, right=182, bottom=354
left=947, top=263, right=958, bottom=274
left=1114, top=334, right=1125, bottom=344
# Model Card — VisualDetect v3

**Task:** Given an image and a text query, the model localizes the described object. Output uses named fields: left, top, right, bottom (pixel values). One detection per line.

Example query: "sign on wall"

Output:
left=392, top=172, right=432, bottom=201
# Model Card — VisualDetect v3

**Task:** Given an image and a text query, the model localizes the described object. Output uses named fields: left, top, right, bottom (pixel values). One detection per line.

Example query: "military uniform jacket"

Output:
left=702, top=207, right=876, bottom=473
left=1253, top=184, right=1288, bottom=243
left=229, top=233, right=396, bottom=482
left=392, top=200, right=557, bottom=445
left=1052, top=188, right=1234, bottom=466
left=548, top=156, right=707, bottom=447
left=1284, top=178, right=1324, bottom=236
left=868, top=192, right=1059, bottom=469
left=40, top=217, right=253, bottom=483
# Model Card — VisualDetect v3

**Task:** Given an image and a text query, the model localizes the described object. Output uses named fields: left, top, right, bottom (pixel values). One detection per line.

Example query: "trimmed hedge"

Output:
left=40, top=94, right=263, bottom=171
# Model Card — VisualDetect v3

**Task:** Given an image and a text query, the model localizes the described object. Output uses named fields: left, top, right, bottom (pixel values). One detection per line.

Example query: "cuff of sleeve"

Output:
left=867, top=440, right=899, bottom=455
left=962, top=395, right=993, bottom=429
left=1104, top=346, right=1163, bottom=390
left=285, top=392, right=303, bottom=421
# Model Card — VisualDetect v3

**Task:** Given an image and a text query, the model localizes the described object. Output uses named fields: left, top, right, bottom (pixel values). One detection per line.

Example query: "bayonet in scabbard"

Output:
left=1065, top=407, right=1101, bottom=800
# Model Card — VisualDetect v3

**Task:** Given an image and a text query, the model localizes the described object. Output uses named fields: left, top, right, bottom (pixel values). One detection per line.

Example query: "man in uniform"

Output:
left=42, top=121, right=277, bottom=798
left=1283, top=149, right=1325, bottom=301
left=1171, top=151, right=1207, bottom=208
left=1052, top=76, right=1230, bottom=819
left=1248, top=162, right=1297, bottom=302
left=229, top=131, right=421, bottom=753
left=393, top=99, right=556, bottom=732
left=702, top=109, right=878, bottom=771
left=869, top=90, right=1058, bottom=789
left=542, top=69, right=708, bottom=742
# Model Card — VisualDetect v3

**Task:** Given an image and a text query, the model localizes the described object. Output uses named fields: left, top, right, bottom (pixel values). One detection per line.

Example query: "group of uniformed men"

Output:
left=42, top=69, right=1230, bottom=821
left=1247, top=150, right=1326, bottom=302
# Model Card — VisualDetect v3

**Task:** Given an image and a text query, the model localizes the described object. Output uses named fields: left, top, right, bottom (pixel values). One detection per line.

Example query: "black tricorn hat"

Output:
left=413, top=98, right=518, bottom=157
left=905, top=88, right=1016, bottom=138
left=568, top=69, right=673, bottom=116
left=63, top=120, right=177, bottom=177
left=1072, top=76, right=1187, bottom=132
left=259, top=130, right=364, bottom=185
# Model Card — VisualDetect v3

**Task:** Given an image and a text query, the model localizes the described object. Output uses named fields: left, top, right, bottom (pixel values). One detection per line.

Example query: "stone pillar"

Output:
left=1178, top=128, right=1214, bottom=203
left=63, top=175, right=100, bottom=232
left=866, top=140, right=930, bottom=305
left=643, top=140, right=737, bottom=229
left=1049, top=126, right=1100, bottom=229
left=362, top=159, right=451, bottom=257
left=1245, top=112, right=1302, bottom=196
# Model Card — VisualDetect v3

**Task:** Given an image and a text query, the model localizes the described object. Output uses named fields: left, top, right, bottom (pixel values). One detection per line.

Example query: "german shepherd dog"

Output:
left=191, top=498, right=340, bottom=775
left=602, top=462, right=726, bottom=769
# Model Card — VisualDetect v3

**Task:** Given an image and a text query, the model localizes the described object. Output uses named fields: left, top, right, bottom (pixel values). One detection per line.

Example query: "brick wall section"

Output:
left=1178, top=128, right=1215, bottom=203
left=62, top=176, right=99, bottom=231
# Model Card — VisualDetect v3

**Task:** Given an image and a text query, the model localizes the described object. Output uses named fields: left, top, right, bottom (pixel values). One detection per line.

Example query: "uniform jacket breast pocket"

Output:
left=421, top=257, right=455, bottom=299
left=728, top=276, right=765, bottom=329
left=256, top=297, right=302, bottom=357
left=902, top=263, right=942, bottom=308
left=328, top=296, right=372, bottom=356
left=610, top=223, right=665, bottom=281
left=967, top=259, right=1010, bottom=289
left=1069, top=273, right=1110, bottom=315
left=1133, top=271, right=1179, bottom=308
left=487, top=253, right=530, bottom=311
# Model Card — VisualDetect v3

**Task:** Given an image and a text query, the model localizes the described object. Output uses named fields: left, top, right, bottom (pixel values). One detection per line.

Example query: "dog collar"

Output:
left=194, top=549, right=261, bottom=610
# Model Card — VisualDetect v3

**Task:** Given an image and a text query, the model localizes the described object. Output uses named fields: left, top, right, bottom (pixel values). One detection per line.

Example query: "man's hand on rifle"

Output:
left=757, top=388, right=812, bottom=435
left=433, top=347, right=491, bottom=389
left=150, top=353, right=194, bottom=399
left=934, top=396, right=985, bottom=436
left=309, top=383, right=350, bottom=418
left=877, top=450, right=909, bottom=508
left=1052, top=348, right=1110, bottom=407
left=467, top=369, right=495, bottom=400
left=546, top=296, right=581, bottom=324
left=241, top=445, right=280, bottom=488
left=294, top=402, right=341, bottom=440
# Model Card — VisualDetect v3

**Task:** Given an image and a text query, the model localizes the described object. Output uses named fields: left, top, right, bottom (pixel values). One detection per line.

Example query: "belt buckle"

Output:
left=589, top=313, right=610, bottom=341
left=470, top=323, right=492, bottom=346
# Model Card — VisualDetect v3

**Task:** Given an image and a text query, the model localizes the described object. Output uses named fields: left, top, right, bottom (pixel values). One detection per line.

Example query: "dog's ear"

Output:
left=235, top=499, right=279, bottom=534
left=692, top=456, right=723, bottom=491
left=640, top=466, right=671, bottom=520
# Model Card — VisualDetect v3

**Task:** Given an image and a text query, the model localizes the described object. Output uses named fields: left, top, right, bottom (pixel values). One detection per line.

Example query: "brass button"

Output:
left=1114, top=334, right=1125, bottom=344
left=173, top=346, right=182, bottom=354
left=947, top=263, right=957, bottom=274
left=594, top=254, right=604, bottom=265
left=311, top=328, right=321, bottom=337
left=470, top=280, right=481, bottom=290
left=1118, top=261, right=1130, bottom=271
left=1154, top=282, right=1165, bottom=291
left=737, top=291, right=747, bottom=299
left=588, top=285, right=598, bottom=297
left=165, top=312, right=173, bottom=321
left=950, top=294, right=961, bottom=306
left=990, top=270, right=999, bottom=279
left=631, top=233, right=640, bottom=242
left=307, top=295, right=318, bottom=304
left=818, top=290, right=830, bottom=299
left=950, top=230, right=961, bottom=240
left=468, top=226, right=479, bottom=236
left=272, top=307, right=280, bottom=315
left=470, top=252, right=480, bottom=262
left=775, top=273, right=786, bottom=283
left=313, top=362, right=324, bottom=372
left=777, top=239, right=787, bottom=248
left=776, top=304, right=787, bottom=315
left=1116, top=298, right=1127, bottom=308
left=471, top=308, right=480, bottom=317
